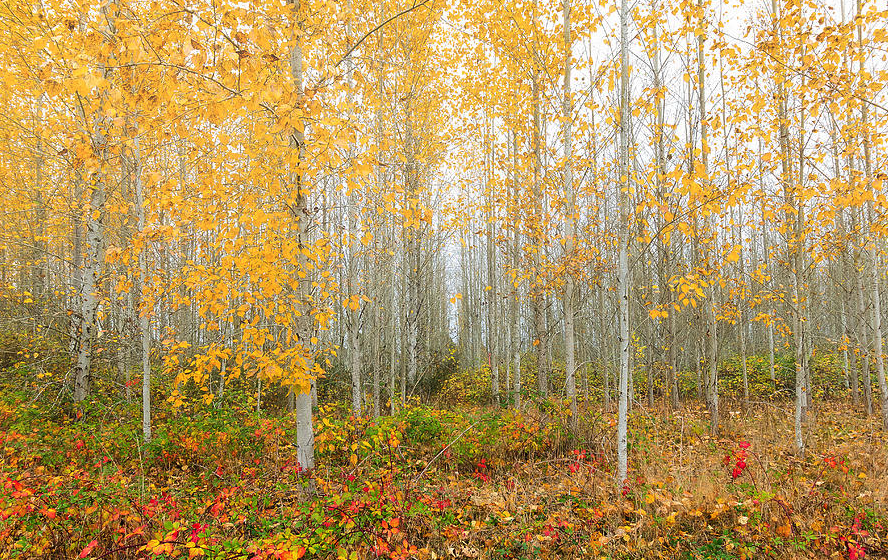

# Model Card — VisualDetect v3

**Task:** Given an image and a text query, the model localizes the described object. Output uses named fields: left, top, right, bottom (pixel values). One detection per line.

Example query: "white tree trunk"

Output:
left=856, top=2, right=888, bottom=426
left=345, top=0, right=363, bottom=416
left=562, top=0, right=577, bottom=428
left=485, top=121, right=500, bottom=405
left=132, top=135, right=152, bottom=443
left=697, top=0, right=718, bottom=437
left=74, top=167, right=105, bottom=402
left=616, top=0, right=631, bottom=485
left=511, top=131, right=522, bottom=407
left=289, top=0, right=314, bottom=473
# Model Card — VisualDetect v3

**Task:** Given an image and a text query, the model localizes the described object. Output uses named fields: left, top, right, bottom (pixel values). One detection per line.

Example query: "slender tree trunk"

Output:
left=737, top=209, right=749, bottom=407
left=562, top=0, right=577, bottom=428
left=289, top=0, right=314, bottom=473
left=511, top=130, right=522, bottom=408
left=696, top=0, right=718, bottom=436
left=599, top=286, right=611, bottom=410
left=797, top=68, right=811, bottom=423
left=345, top=1, right=363, bottom=416
left=485, top=121, right=500, bottom=406
left=843, top=296, right=857, bottom=402
left=762, top=221, right=776, bottom=382
left=530, top=2, right=548, bottom=398
left=856, top=6, right=888, bottom=426
left=646, top=318, right=654, bottom=408
left=694, top=338, right=702, bottom=400
left=391, top=265, right=398, bottom=414
left=855, top=227, right=874, bottom=415
left=404, top=114, right=420, bottom=394
left=74, top=158, right=105, bottom=402
left=616, top=0, right=631, bottom=485
left=131, top=136, right=152, bottom=443
left=116, top=289, right=130, bottom=402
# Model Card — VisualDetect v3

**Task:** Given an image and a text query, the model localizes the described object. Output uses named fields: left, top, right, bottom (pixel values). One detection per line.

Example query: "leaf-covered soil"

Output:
left=0, top=396, right=885, bottom=559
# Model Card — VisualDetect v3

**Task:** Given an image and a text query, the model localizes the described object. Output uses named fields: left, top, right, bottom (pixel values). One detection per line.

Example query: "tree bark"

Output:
left=616, top=0, right=631, bottom=485
left=562, top=0, right=578, bottom=428
left=289, top=0, right=314, bottom=474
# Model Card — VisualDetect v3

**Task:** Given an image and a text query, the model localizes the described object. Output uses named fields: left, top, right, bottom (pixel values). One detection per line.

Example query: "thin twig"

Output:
left=412, top=420, right=478, bottom=484
left=334, top=0, right=433, bottom=68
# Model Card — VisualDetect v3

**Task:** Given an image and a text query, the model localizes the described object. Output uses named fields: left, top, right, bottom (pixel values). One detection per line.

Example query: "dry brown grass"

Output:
left=421, top=401, right=887, bottom=559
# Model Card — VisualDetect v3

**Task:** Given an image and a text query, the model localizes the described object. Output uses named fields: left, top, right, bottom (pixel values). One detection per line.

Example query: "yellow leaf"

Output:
left=726, top=245, right=741, bottom=263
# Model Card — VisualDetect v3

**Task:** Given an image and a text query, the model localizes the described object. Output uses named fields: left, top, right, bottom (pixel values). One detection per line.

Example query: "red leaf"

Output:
left=79, top=539, right=98, bottom=558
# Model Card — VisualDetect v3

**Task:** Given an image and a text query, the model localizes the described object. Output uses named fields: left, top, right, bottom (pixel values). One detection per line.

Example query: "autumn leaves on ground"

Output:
left=0, top=361, right=885, bottom=560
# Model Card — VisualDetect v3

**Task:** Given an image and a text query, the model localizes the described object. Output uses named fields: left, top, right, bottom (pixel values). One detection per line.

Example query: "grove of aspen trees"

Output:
left=0, top=0, right=886, bottom=558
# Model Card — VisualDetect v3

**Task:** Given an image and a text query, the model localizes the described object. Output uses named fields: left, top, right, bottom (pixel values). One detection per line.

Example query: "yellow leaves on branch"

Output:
left=725, top=245, right=741, bottom=263
left=342, top=294, right=370, bottom=311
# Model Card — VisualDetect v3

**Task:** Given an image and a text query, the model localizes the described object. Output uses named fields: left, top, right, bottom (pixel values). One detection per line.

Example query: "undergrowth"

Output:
left=0, top=384, right=884, bottom=559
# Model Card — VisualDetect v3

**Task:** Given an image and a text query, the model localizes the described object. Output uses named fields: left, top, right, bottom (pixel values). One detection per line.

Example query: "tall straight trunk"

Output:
left=785, top=106, right=805, bottom=452
left=599, top=286, right=610, bottom=410
left=616, top=0, right=631, bottom=485
left=842, top=295, right=857, bottom=400
left=797, top=61, right=812, bottom=419
left=854, top=215, right=874, bottom=415
left=289, top=0, right=314, bottom=473
left=872, top=244, right=888, bottom=428
left=668, top=310, right=678, bottom=406
left=400, top=247, right=408, bottom=405
left=719, top=37, right=748, bottom=408
left=530, top=0, right=548, bottom=398
left=694, top=338, right=702, bottom=400
left=646, top=317, right=654, bottom=408
left=218, top=317, right=230, bottom=401
left=485, top=122, right=500, bottom=405
left=757, top=123, right=776, bottom=383
left=762, top=217, right=776, bottom=382
left=372, top=298, right=381, bottom=418
left=404, top=114, right=420, bottom=392
left=390, top=262, right=399, bottom=413
left=73, top=153, right=105, bottom=402
left=131, top=136, right=152, bottom=443
left=562, top=0, right=577, bottom=427
left=696, top=0, right=718, bottom=436
left=511, top=132, right=522, bottom=407
left=73, top=95, right=111, bottom=400
left=705, top=293, right=718, bottom=434
left=345, top=1, right=363, bottom=416
left=33, top=93, right=46, bottom=309
left=771, top=0, right=804, bottom=452
left=736, top=212, right=749, bottom=406
left=832, top=144, right=855, bottom=402
left=70, top=190, right=85, bottom=364
left=347, top=229, right=362, bottom=415
left=857, top=1, right=888, bottom=427
left=115, top=289, right=130, bottom=402
left=864, top=162, right=888, bottom=429
left=651, top=0, right=676, bottom=412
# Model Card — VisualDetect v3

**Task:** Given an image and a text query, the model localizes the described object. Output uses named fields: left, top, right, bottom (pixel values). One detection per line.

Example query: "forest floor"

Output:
left=0, top=390, right=885, bottom=560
